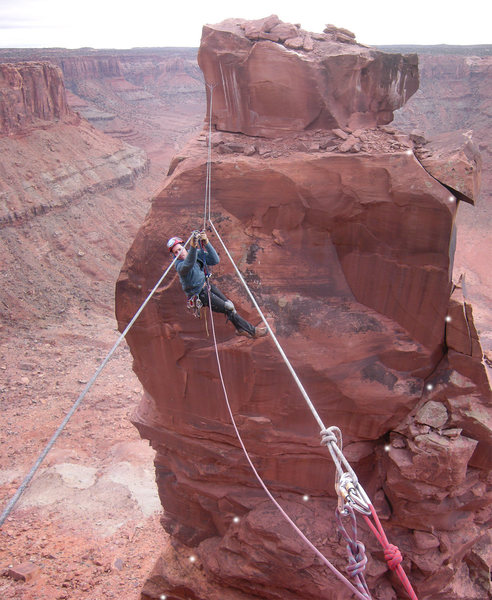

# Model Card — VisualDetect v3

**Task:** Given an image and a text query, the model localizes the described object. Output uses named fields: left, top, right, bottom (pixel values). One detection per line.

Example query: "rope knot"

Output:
left=347, top=541, right=368, bottom=578
left=384, top=543, right=403, bottom=570
left=320, top=427, right=338, bottom=446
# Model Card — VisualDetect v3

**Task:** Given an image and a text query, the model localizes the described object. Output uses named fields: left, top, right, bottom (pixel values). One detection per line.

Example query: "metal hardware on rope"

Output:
left=320, top=426, right=371, bottom=516
left=335, top=473, right=370, bottom=517
left=186, top=294, right=203, bottom=318
left=0, top=233, right=193, bottom=528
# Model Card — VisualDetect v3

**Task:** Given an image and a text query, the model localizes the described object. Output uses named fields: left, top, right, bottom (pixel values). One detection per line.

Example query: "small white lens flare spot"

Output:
left=445, top=315, right=452, bottom=322
left=405, top=149, right=413, bottom=155
left=384, top=444, right=391, bottom=452
left=233, top=516, right=240, bottom=523
left=189, top=555, right=196, bottom=563
left=303, top=494, right=309, bottom=501
left=449, top=196, right=455, bottom=202
left=426, top=383, right=433, bottom=391
left=160, top=595, right=167, bottom=600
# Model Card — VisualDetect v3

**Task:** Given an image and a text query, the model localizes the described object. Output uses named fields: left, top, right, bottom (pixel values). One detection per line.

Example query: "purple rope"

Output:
left=336, top=506, right=371, bottom=598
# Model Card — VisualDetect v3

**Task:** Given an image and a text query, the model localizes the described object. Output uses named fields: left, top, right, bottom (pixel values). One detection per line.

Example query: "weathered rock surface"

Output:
left=0, top=61, right=148, bottom=226
left=198, top=16, right=419, bottom=136
left=388, top=47, right=492, bottom=367
left=415, top=130, right=482, bottom=204
left=0, top=62, right=76, bottom=135
left=116, top=19, right=490, bottom=600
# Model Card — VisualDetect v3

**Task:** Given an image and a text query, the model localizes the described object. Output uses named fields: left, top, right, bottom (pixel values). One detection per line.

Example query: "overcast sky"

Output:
left=0, top=0, right=490, bottom=49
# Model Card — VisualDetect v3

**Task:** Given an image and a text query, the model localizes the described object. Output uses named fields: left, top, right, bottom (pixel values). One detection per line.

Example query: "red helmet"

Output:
left=167, top=236, right=184, bottom=253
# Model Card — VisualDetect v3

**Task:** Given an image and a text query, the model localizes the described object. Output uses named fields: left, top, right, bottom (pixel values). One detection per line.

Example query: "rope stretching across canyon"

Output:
left=0, top=234, right=194, bottom=528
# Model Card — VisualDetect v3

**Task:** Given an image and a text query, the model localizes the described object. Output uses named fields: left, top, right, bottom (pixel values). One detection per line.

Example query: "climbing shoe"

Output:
left=235, top=329, right=250, bottom=337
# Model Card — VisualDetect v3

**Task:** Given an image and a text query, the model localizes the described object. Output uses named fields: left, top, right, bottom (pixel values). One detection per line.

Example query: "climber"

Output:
left=167, top=231, right=267, bottom=339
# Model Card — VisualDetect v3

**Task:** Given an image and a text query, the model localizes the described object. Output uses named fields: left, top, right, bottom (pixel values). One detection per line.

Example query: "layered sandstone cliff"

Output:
left=0, top=48, right=205, bottom=169
left=116, top=17, right=491, bottom=600
left=0, top=61, right=75, bottom=135
left=0, top=61, right=148, bottom=226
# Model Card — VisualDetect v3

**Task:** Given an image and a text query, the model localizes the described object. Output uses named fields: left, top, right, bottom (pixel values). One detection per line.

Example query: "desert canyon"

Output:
left=0, top=14, right=491, bottom=600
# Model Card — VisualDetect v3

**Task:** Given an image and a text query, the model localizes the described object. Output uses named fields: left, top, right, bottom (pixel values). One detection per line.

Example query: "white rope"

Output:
left=208, top=220, right=370, bottom=513
left=204, top=83, right=215, bottom=229
left=204, top=283, right=371, bottom=600
left=0, top=234, right=193, bottom=528
left=209, top=221, right=324, bottom=428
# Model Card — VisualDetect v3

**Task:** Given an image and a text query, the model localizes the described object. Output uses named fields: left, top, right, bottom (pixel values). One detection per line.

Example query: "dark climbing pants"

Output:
left=198, top=283, right=255, bottom=336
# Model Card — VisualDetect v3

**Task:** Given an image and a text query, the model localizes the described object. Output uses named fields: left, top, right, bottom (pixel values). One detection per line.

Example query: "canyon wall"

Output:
left=0, top=60, right=148, bottom=226
left=0, top=48, right=205, bottom=168
left=0, top=59, right=150, bottom=327
left=0, top=61, right=75, bottom=135
left=116, top=18, right=491, bottom=600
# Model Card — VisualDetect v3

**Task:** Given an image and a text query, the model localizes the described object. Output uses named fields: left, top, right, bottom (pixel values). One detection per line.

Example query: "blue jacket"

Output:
left=175, top=242, right=220, bottom=297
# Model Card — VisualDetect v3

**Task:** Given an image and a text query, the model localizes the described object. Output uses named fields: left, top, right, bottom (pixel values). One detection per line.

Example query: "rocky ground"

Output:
left=0, top=311, right=165, bottom=600
left=0, top=172, right=170, bottom=599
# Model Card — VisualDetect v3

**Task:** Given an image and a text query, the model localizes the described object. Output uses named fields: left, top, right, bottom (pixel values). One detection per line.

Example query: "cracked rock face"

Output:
left=116, top=16, right=491, bottom=600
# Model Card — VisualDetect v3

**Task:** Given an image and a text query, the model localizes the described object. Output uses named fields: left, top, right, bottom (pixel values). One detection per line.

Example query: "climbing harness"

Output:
left=184, top=231, right=212, bottom=319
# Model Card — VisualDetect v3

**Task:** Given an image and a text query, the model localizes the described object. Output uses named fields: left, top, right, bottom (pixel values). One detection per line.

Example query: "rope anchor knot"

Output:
left=384, top=543, right=403, bottom=570
left=347, top=541, right=368, bottom=578
left=320, top=426, right=339, bottom=446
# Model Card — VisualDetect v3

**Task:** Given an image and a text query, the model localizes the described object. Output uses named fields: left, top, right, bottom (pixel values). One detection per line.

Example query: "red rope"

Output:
left=363, top=505, right=418, bottom=600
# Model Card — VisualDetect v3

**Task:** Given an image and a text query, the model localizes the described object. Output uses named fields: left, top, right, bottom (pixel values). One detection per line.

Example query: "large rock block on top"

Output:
left=198, top=16, right=419, bottom=136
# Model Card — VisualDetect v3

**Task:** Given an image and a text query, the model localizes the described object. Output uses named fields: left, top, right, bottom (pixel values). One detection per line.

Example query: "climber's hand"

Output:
left=191, top=231, right=200, bottom=247
left=200, top=231, right=209, bottom=245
